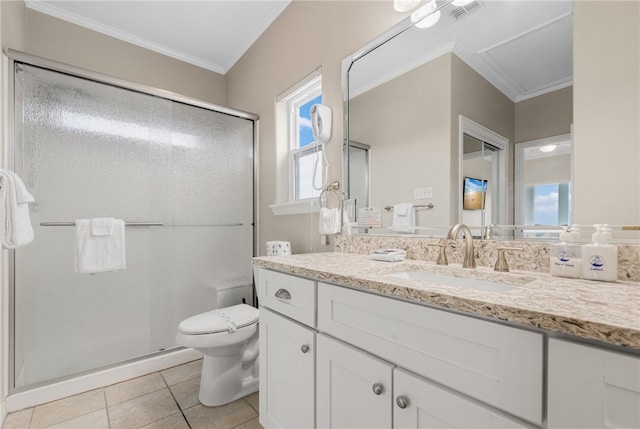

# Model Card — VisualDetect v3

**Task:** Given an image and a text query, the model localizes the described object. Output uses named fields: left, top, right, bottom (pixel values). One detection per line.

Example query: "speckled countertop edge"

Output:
left=253, top=252, right=640, bottom=350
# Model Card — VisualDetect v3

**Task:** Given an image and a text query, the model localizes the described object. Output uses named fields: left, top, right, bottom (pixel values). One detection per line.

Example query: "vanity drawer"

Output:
left=256, top=268, right=316, bottom=328
left=317, top=282, right=543, bottom=425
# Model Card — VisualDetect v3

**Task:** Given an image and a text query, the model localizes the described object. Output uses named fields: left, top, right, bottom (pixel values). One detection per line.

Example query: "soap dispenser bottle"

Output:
left=550, top=225, right=582, bottom=278
left=581, top=224, right=618, bottom=282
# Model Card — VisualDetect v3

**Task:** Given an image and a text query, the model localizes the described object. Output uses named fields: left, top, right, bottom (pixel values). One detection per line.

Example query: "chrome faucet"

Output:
left=447, top=224, right=476, bottom=268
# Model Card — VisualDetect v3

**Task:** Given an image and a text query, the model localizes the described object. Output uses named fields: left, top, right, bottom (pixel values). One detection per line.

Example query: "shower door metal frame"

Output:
left=3, top=48, right=260, bottom=392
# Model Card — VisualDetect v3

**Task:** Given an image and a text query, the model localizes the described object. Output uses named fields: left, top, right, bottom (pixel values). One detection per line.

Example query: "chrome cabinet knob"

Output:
left=372, top=383, right=384, bottom=395
left=396, top=395, right=410, bottom=409
left=301, top=344, right=309, bottom=353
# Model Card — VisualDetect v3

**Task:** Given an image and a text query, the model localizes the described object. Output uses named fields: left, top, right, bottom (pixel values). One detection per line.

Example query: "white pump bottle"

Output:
left=550, top=225, right=581, bottom=278
left=581, top=224, right=618, bottom=282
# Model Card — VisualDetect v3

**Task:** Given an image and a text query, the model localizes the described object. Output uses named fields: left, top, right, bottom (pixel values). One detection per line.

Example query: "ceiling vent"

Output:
left=448, top=1, right=482, bottom=21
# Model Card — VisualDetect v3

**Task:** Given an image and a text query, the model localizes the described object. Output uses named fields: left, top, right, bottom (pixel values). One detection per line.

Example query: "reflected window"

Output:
left=527, top=183, right=570, bottom=225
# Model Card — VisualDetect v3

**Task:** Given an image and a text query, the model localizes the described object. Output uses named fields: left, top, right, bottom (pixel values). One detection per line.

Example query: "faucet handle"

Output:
left=494, top=247, right=524, bottom=272
left=426, top=241, right=448, bottom=266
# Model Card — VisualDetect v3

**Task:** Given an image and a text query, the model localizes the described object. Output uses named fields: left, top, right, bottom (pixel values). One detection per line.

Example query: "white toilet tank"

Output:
left=216, top=284, right=253, bottom=308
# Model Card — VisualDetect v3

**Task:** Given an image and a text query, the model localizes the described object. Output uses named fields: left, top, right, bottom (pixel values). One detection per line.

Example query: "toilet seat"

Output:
left=178, top=304, right=259, bottom=335
left=175, top=302, right=260, bottom=407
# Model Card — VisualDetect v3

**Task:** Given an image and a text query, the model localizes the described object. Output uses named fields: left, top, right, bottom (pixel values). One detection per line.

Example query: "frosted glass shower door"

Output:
left=12, top=63, right=254, bottom=388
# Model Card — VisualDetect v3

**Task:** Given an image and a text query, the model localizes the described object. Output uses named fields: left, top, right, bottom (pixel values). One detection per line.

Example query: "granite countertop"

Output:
left=253, top=252, right=640, bottom=350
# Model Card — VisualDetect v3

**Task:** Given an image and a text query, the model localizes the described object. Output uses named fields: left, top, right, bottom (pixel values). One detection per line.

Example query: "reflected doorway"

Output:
left=515, top=134, right=573, bottom=235
left=458, top=116, right=508, bottom=237
left=344, top=140, right=370, bottom=223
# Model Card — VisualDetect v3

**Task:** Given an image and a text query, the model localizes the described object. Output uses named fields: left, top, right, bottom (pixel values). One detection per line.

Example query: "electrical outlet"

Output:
left=414, top=187, right=433, bottom=200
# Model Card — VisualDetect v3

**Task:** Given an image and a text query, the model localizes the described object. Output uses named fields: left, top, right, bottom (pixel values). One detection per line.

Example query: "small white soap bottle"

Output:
left=581, top=224, right=618, bottom=282
left=550, top=225, right=582, bottom=278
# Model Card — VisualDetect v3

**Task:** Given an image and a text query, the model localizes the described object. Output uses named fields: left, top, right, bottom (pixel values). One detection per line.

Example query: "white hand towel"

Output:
left=91, top=217, right=115, bottom=236
left=75, top=218, right=126, bottom=274
left=391, top=203, right=414, bottom=233
left=319, top=207, right=340, bottom=235
left=0, top=169, right=35, bottom=249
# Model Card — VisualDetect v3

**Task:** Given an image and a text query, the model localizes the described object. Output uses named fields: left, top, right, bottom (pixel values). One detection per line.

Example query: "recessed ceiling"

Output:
left=25, top=0, right=292, bottom=74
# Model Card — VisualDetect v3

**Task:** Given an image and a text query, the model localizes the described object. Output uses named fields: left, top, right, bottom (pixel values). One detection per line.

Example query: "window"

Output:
left=272, top=70, right=325, bottom=215
left=279, top=72, right=323, bottom=201
left=290, top=86, right=322, bottom=200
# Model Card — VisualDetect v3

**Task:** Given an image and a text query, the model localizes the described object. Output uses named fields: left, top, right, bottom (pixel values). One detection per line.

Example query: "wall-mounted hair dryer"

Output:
left=310, top=104, right=332, bottom=144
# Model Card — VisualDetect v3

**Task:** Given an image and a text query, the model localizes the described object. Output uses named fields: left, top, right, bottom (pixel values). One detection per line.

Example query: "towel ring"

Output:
left=319, top=181, right=342, bottom=209
left=319, top=181, right=343, bottom=233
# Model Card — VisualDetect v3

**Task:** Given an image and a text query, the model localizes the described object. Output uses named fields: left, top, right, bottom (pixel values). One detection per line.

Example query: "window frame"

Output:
left=284, top=74, right=323, bottom=202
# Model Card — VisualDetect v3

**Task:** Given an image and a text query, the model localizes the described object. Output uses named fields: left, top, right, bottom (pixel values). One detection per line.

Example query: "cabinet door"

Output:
left=393, top=368, right=531, bottom=429
left=316, top=334, right=394, bottom=429
left=548, top=338, right=640, bottom=429
left=259, top=307, right=315, bottom=429
left=318, top=282, right=543, bottom=424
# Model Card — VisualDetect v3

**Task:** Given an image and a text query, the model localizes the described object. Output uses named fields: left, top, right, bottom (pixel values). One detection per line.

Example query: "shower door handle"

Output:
left=275, top=289, right=291, bottom=300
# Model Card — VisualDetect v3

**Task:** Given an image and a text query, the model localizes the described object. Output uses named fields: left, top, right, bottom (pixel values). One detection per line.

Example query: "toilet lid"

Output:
left=178, top=304, right=259, bottom=335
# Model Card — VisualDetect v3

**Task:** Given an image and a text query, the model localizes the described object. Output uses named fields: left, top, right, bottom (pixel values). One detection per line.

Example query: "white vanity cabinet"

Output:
left=547, top=338, right=640, bottom=428
left=255, top=266, right=549, bottom=428
left=316, top=332, right=530, bottom=429
left=317, top=282, right=544, bottom=426
left=256, top=268, right=317, bottom=429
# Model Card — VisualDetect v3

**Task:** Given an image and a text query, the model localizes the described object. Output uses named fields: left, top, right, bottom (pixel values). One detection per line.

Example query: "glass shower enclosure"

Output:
left=8, top=55, right=256, bottom=389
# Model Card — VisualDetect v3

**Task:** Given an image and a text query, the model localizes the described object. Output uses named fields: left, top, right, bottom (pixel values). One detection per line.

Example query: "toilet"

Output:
left=176, top=287, right=259, bottom=407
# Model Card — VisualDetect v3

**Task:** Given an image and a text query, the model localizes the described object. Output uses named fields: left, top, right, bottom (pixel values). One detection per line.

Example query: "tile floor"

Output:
left=2, top=359, right=263, bottom=429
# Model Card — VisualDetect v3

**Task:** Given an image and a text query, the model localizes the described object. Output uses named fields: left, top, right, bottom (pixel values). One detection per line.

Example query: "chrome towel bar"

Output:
left=39, top=222, right=245, bottom=227
left=384, top=203, right=434, bottom=211
left=40, top=222, right=163, bottom=227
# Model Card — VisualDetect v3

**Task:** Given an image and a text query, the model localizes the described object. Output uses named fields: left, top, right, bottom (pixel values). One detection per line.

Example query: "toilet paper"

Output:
left=266, top=241, right=291, bottom=256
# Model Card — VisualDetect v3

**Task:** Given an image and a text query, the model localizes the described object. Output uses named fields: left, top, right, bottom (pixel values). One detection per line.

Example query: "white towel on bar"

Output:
left=391, top=203, right=414, bottom=233
left=75, top=218, right=126, bottom=274
left=319, top=207, right=340, bottom=235
left=0, top=169, right=35, bottom=249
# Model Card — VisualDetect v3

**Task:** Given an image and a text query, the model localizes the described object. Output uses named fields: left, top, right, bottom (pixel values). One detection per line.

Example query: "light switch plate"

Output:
left=414, top=187, right=433, bottom=199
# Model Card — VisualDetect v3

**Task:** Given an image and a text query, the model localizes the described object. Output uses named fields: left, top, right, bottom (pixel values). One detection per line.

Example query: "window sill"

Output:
left=270, top=199, right=320, bottom=216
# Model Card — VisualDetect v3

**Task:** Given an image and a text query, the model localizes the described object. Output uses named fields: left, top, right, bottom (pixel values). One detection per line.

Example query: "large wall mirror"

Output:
left=343, top=0, right=577, bottom=239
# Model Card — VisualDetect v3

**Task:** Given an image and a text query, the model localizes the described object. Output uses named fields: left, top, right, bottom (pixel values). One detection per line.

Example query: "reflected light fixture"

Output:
left=394, top=0, right=421, bottom=12
left=411, top=0, right=441, bottom=29
left=452, top=0, right=474, bottom=6
left=539, top=144, right=558, bottom=153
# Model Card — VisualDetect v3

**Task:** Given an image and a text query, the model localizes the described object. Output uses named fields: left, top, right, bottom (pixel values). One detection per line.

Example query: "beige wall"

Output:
left=515, top=86, right=573, bottom=143
left=350, top=54, right=452, bottom=228
left=573, top=0, right=639, bottom=225
left=225, top=0, right=404, bottom=254
left=450, top=54, right=515, bottom=223
left=524, top=154, right=572, bottom=186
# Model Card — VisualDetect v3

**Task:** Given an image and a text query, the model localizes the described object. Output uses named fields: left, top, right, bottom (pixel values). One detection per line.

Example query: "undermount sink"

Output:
left=387, top=270, right=531, bottom=293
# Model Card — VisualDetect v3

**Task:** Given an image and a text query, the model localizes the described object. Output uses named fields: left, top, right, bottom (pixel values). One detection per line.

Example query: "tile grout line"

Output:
left=103, top=388, right=112, bottom=429
left=160, top=371, right=193, bottom=429
left=28, top=407, right=34, bottom=429
left=230, top=398, right=259, bottom=429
